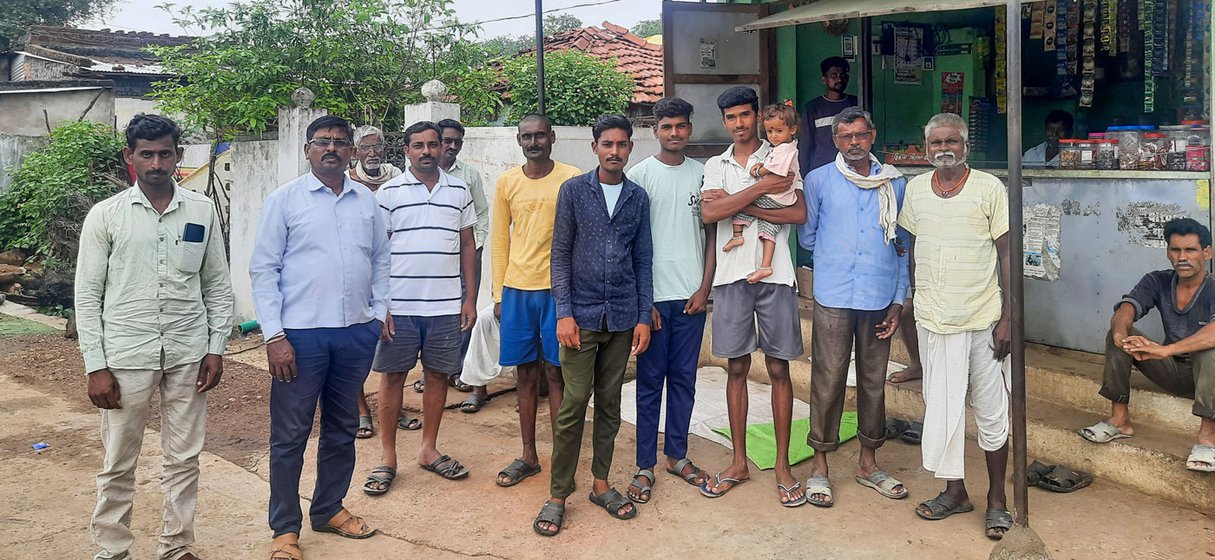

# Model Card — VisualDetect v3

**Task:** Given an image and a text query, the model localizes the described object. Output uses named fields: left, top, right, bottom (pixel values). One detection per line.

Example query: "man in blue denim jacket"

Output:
left=533, top=114, right=653, bottom=536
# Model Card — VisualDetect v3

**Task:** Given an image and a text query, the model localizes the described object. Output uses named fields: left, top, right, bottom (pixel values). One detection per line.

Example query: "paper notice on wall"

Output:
left=1024, top=204, right=1062, bottom=281
left=699, top=39, right=717, bottom=69
left=1115, top=201, right=1187, bottom=248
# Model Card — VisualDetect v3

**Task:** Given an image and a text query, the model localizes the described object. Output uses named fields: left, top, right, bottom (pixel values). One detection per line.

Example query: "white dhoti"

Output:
left=917, top=322, right=1010, bottom=480
left=459, top=305, right=517, bottom=386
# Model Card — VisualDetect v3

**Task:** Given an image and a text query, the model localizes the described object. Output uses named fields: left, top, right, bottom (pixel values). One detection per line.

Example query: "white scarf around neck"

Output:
left=834, top=152, right=904, bottom=243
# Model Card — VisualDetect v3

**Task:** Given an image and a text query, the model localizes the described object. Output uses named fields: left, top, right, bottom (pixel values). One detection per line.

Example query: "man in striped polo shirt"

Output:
left=363, top=121, right=479, bottom=495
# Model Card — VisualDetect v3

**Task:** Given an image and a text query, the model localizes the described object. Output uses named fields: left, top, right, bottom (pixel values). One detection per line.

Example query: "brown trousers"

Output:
left=808, top=304, right=891, bottom=451
left=1102, top=328, right=1215, bottom=420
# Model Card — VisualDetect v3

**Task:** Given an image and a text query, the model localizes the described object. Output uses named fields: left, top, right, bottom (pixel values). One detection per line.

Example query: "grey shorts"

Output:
left=711, top=280, right=804, bottom=360
left=372, top=314, right=463, bottom=375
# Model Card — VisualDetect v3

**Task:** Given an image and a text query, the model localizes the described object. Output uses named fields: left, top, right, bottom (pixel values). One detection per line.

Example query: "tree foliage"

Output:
left=0, top=0, right=119, bottom=51
left=630, top=19, right=662, bottom=38
left=504, top=50, right=633, bottom=126
left=149, top=0, right=498, bottom=138
left=543, top=14, right=583, bottom=37
left=472, top=14, right=586, bottom=65
left=0, top=122, right=127, bottom=259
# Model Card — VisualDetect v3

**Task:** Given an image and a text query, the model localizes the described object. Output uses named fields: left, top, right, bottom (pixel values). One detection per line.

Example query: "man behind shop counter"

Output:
left=799, top=56, right=859, bottom=175
left=1022, top=109, right=1073, bottom=168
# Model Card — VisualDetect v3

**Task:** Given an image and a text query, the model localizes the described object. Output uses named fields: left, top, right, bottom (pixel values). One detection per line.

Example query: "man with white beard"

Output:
left=895, top=113, right=1014, bottom=541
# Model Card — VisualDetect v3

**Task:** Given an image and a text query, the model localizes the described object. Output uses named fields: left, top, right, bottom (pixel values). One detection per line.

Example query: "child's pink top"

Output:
left=763, top=141, right=801, bottom=206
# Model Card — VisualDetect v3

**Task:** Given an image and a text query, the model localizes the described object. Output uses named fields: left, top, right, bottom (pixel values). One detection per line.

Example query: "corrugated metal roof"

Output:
left=736, top=0, right=1045, bottom=32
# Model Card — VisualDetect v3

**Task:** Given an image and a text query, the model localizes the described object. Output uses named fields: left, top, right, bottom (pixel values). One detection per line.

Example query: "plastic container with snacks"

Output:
left=1139, top=132, right=1167, bottom=171
left=1059, top=140, right=1081, bottom=169
left=1076, top=140, right=1097, bottom=169
left=1095, top=139, right=1118, bottom=170
left=1107, top=126, right=1140, bottom=170
left=1160, top=125, right=1191, bottom=171
left=1185, top=124, right=1210, bottom=171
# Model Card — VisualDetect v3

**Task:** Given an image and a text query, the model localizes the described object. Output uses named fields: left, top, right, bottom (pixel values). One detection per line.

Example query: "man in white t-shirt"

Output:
left=362, top=121, right=479, bottom=496
left=897, top=113, right=1013, bottom=541
left=698, top=87, right=807, bottom=506
left=625, top=97, right=716, bottom=503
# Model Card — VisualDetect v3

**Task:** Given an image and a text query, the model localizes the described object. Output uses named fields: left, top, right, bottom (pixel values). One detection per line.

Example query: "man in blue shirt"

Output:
left=798, top=107, right=910, bottom=508
left=251, top=115, right=390, bottom=558
left=533, top=115, right=653, bottom=536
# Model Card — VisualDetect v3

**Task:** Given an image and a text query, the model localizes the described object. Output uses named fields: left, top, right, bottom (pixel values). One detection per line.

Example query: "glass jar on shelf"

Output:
left=1108, top=126, right=1140, bottom=170
left=1059, top=140, right=1081, bottom=169
left=1185, top=124, right=1210, bottom=171
left=1160, top=125, right=1191, bottom=171
left=1076, top=140, right=1097, bottom=169
left=1139, top=132, right=1167, bottom=171
left=1095, top=139, right=1119, bottom=170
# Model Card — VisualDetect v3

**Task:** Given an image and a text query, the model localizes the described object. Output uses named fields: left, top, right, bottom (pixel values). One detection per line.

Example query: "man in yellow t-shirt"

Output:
left=896, top=113, right=1013, bottom=541
left=490, top=114, right=581, bottom=488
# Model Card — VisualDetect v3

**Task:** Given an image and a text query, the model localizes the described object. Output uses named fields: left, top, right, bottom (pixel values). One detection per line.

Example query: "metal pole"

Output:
left=1005, top=0, right=1029, bottom=527
left=535, top=0, right=546, bottom=115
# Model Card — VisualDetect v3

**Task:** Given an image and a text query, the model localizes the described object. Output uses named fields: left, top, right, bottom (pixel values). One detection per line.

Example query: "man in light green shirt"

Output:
left=75, top=114, right=233, bottom=560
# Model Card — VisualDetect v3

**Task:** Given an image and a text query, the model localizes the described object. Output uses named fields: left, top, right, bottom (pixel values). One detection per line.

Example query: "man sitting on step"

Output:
left=1079, top=217, right=1215, bottom=473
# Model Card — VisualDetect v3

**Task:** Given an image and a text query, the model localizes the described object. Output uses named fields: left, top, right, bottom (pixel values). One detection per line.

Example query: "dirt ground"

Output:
left=1, top=324, right=1213, bottom=560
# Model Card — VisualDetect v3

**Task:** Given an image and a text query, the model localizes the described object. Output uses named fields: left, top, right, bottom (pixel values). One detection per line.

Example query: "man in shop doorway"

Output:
left=1078, top=217, right=1215, bottom=474
left=799, top=56, right=859, bottom=175
left=1022, top=109, right=1074, bottom=168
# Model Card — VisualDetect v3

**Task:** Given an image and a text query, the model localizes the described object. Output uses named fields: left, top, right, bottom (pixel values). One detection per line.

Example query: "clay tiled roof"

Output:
left=531, top=21, right=664, bottom=105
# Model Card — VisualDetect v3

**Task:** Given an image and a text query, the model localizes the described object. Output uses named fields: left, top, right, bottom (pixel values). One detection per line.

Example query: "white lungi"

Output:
left=459, top=305, right=517, bottom=386
left=917, top=322, right=1010, bottom=480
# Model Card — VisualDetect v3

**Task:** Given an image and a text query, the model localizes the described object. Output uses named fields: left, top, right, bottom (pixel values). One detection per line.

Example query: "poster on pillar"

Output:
left=1024, top=203, right=1062, bottom=281
left=941, top=72, right=964, bottom=115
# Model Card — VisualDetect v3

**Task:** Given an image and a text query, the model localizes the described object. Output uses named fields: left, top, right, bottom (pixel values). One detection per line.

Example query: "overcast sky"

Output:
left=84, top=0, right=660, bottom=39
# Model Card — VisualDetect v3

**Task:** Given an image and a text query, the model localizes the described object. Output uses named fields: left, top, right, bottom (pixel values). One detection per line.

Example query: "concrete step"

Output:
left=696, top=298, right=1215, bottom=512
left=881, top=377, right=1215, bottom=512
left=886, top=333, right=1199, bottom=436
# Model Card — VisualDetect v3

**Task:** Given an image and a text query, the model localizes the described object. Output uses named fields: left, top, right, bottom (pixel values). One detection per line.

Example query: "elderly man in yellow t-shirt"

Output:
left=490, top=114, right=581, bottom=488
left=896, top=112, right=1013, bottom=541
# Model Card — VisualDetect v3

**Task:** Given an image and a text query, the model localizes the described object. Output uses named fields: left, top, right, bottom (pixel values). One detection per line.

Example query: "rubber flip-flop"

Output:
left=699, top=472, right=749, bottom=498
left=777, top=482, right=807, bottom=507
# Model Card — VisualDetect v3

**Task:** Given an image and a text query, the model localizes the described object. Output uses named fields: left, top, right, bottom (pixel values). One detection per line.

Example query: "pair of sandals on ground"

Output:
left=362, top=454, right=471, bottom=496
left=269, top=508, right=377, bottom=560
left=1079, top=420, right=1215, bottom=473
left=532, top=457, right=708, bottom=537
left=354, top=375, right=486, bottom=438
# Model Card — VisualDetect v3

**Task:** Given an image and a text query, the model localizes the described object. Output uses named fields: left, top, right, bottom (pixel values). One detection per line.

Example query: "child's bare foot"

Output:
left=747, top=267, right=773, bottom=283
left=723, top=235, right=745, bottom=252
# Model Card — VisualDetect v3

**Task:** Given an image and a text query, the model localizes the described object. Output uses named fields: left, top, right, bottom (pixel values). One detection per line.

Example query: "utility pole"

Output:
left=535, top=0, right=546, bottom=114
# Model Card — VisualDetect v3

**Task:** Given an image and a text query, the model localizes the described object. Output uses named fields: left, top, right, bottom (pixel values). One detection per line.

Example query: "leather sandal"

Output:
left=312, top=508, right=377, bottom=539
left=270, top=533, right=302, bottom=560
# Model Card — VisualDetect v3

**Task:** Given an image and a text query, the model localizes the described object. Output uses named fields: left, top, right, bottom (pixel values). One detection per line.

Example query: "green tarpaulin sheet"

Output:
left=713, top=412, right=859, bottom=470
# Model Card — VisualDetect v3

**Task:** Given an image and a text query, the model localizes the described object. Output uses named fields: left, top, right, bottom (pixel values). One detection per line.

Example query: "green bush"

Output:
left=504, top=50, right=634, bottom=126
left=0, top=121, right=127, bottom=259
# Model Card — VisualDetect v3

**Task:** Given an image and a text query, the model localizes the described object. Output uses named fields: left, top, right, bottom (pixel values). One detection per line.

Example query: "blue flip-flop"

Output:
left=777, top=482, right=807, bottom=507
left=699, top=472, right=749, bottom=498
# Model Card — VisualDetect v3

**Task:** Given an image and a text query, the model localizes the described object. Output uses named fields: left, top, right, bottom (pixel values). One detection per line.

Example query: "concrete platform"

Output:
left=697, top=298, right=1215, bottom=512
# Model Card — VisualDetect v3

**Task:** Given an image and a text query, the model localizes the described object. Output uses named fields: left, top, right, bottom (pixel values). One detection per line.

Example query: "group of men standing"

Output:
left=79, top=61, right=1074, bottom=557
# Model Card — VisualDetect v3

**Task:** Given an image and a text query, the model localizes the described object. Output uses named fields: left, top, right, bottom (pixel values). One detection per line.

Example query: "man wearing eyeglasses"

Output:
left=797, top=106, right=909, bottom=508
left=251, top=115, right=390, bottom=559
left=349, top=125, right=403, bottom=190
left=798, top=57, right=859, bottom=175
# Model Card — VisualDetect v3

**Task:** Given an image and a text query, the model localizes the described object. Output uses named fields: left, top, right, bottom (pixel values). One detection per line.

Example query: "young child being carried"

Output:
left=722, top=102, right=801, bottom=284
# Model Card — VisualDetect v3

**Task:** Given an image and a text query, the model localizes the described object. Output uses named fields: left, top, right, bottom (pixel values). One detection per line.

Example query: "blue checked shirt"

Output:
left=551, top=168, right=654, bottom=332
left=798, top=162, right=910, bottom=311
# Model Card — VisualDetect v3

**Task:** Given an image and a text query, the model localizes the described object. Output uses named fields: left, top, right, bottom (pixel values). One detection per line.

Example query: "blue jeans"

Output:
left=268, top=320, right=380, bottom=537
left=634, top=300, right=706, bottom=469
